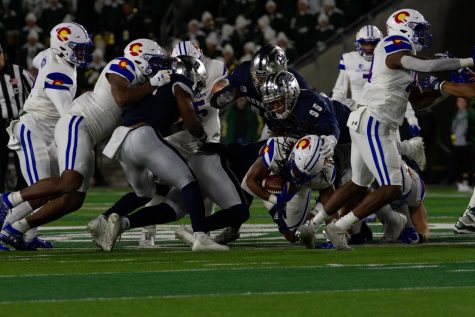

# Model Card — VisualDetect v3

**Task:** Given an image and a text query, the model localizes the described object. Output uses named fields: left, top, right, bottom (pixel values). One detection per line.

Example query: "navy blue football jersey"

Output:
left=228, top=60, right=310, bottom=117
left=122, top=73, right=194, bottom=136
left=267, top=91, right=351, bottom=144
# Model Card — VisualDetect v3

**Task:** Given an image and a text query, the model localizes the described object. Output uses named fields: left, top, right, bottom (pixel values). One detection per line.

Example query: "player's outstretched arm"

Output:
left=386, top=50, right=474, bottom=72
left=441, top=81, right=475, bottom=99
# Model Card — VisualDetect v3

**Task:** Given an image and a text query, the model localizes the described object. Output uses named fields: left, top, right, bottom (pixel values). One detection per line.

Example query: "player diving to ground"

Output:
left=0, top=39, right=172, bottom=250
left=242, top=135, right=335, bottom=244
left=0, top=22, right=93, bottom=251
left=308, top=9, right=475, bottom=250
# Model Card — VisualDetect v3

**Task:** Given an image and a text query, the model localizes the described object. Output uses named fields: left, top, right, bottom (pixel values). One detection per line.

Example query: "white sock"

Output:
left=334, top=211, right=359, bottom=231
left=468, top=187, right=475, bottom=207
left=4, top=202, right=33, bottom=226
left=24, top=227, right=38, bottom=243
left=311, top=207, right=331, bottom=225
left=12, top=219, right=31, bottom=234
left=7, top=192, right=24, bottom=208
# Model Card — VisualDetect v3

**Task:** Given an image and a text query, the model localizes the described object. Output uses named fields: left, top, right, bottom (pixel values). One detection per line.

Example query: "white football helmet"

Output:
left=355, top=25, right=383, bottom=60
left=49, top=22, right=93, bottom=68
left=288, top=135, right=325, bottom=183
left=123, top=39, right=168, bottom=78
left=386, top=9, right=431, bottom=51
left=171, top=41, right=204, bottom=62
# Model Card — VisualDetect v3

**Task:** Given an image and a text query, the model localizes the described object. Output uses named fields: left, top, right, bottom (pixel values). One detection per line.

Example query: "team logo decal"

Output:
left=118, top=60, right=128, bottom=69
left=393, top=38, right=404, bottom=45
left=56, top=27, right=71, bottom=42
left=263, top=145, right=270, bottom=154
left=52, top=79, right=64, bottom=86
left=296, top=138, right=310, bottom=150
left=394, top=11, right=410, bottom=24
left=129, top=43, right=143, bottom=56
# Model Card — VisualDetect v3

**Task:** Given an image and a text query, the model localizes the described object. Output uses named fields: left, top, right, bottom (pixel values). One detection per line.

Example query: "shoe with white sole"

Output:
left=103, top=213, right=126, bottom=251
left=175, top=225, right=195, bottom=246
left=213, top=227, right=240, bottom=245
left=192, top=232, right=229, bottom=251
left=87, top=215, right=108, bottom=249
left=454, top=206, right=475, bottom=234
left=139, top=225, right=156, bottom=246
left=381, top=212, right=407, bottom=242
left=324, top=222, right=352, bottom=251
left=295, top=221, right=317, bottom=249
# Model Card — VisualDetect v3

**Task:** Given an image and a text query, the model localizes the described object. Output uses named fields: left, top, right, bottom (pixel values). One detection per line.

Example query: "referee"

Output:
left=0, top=44, right=32, bottom=192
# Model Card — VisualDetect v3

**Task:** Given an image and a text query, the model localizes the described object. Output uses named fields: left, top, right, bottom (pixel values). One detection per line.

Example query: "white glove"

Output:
left=320, top=135, right=337, bottom=158
left=150, top=70, right=172, bottom=87
left=187, top=132, right=208, bottom=153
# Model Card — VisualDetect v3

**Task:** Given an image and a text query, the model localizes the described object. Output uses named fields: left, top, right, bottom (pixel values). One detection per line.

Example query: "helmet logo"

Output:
left=296, top=138, right=310, bottom=150
left=394, top=11, right=410, bottom=24
left=129, top=43, right=143, bottom=56
left=56, top=27, right=71, bottom=42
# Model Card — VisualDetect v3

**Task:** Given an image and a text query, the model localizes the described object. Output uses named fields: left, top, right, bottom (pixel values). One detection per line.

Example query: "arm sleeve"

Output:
left=401, top=55, right=473, bottom=73
left=43, top=72, right=74, bottom=116
left=404, top=102, right=419, bottom=126
left=331, top=69, right=350, bottom=103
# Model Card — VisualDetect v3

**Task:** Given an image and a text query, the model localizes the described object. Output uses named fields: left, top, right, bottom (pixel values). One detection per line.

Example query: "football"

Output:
left=263, top=175, right=285, bottom=194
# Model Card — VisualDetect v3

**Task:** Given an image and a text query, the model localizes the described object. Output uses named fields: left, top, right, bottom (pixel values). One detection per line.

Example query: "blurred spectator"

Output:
left=255, top=15, right=276, bottom=45
left=263, top=0, right=287, bottom=34
left=18, top=30, right=45, bottom=71
left=200, top=11, right=216, bottom=36
left=203, top=32, right=222, bottom=59
left=276, top=32, right=298, bottom=63
left=223, top=97, right=260, bottom=144
left=20, top=13, right=44, bottom=45
left=239, top=41, right=256, bottom=63
left=290, top=0, right=316, bottom=55
left=117, top=1, right=145, bottom=49
left=22, top=0, right=45, bottom=20
left=220, top=23, right=235, bottom=48
left=451, top=97, right=475, bottom=192
left=41, top=0, right=67, bottom=35
left=100, top=0, right=124, bottom=33
left=222, top=44, right=237, bottom=75
left=231, top=15, right=253, bottom=57
left=315, top=13, right=335, bottom=43
left=320, top=0, right=345, bottom=30
left=79, top=48, right=107, bottom=93
left=184, top=19, right=206, bottom=48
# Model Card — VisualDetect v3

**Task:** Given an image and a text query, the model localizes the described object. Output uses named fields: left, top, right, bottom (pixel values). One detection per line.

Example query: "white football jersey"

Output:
left=332, top=51, right=371, bottom=105
left=166, top=58, right=227, bottom=154
left=360, top=35, right=417, bottom=130
left=69, top=57, right=145, bottom=143
left=391, top=163, right=425, bottom=209
left=261, top=136, right=335, bottom=189
left=21, top=49, right=76, bottom=142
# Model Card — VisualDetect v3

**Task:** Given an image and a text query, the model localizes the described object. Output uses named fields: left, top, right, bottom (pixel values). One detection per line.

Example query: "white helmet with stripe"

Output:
left=386, top=9, right=431, bottom=51
left=49, top=22, right=93, bottom=68
left=288, top=135, right=325, bottom=183
left=171, top=40, right=204, bottom=62
left=355, top=25, right=383, bottom=60
left=123, top=39, right=168, bottom=78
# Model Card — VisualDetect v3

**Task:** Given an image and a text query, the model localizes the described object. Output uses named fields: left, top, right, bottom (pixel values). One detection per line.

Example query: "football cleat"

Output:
left=0, top=193, right=13, bottom=228
left=296, top=222, right=317, bottom=249
left=28, top=237, right=54, bottom=249
left=175, top=225, right=195, bottom=246
left=87, top=215, right=108, bottom=249
left=213, top=227, right=240, bottom=245
left=0, top=223, right=36, bottom=251
left=192, top=232, right=229, bottom=252
left=381, top=212, right=407, bottom=242
left=454, top=206, right=475, bottom=234
left=139, top=225, right=156, bottom=246
left=399, top=226, right=420, bottom=244
left=324, top=222, right=352, bottom=251
left=0, top=243, right=9, bottom=251
left=103, top=213, right=126, bottom=252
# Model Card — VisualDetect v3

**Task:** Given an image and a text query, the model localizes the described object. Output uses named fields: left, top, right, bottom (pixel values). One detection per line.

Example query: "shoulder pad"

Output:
left=108, top=57, right=136, bottom=83
left=383, top=35, right=413, bottom=54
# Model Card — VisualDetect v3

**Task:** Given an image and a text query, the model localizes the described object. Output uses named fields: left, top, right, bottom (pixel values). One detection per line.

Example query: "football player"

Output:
left=312, top=9, right=475, bottom=250
left=242, top=135, right=335, bottom=246
left=0, top=39, right=172, bottom=250
left=421, top=68, right=475, bottom=233
left=0, top=22, right=93, bottom=250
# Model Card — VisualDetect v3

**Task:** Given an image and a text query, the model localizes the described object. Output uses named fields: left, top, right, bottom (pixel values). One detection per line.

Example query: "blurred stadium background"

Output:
left=2, top=0, right=475, bottom=189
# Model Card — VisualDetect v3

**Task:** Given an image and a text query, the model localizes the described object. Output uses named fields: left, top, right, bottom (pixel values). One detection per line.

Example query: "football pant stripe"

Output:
left=26, top=130, right=40, bottom=182
left=71, top=116, right=84, bottom=169
left=367, top=116, right=384, bottom=185
left=19, top=124, right=34, bottom=185
left=374, top=121, right=391, bottom=185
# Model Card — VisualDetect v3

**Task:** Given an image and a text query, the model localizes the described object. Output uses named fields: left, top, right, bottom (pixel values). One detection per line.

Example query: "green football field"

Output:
left=1, top=187, right=475, bottom=317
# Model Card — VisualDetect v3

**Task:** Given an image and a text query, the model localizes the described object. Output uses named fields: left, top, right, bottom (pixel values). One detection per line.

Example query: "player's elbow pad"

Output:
left=400, top=55, right=472, bottom=73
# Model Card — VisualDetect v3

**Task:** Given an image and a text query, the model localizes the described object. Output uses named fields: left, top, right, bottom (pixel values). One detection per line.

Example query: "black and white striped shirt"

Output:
left=0, top=63, right=33, bottom=119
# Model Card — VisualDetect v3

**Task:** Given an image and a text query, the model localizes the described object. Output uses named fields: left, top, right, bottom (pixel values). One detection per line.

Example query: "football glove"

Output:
left=320, top=135, right=337, bottom=158
left=150, top=70, right=172, bottom=87
left=421, top=75, right=443, bottom=91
